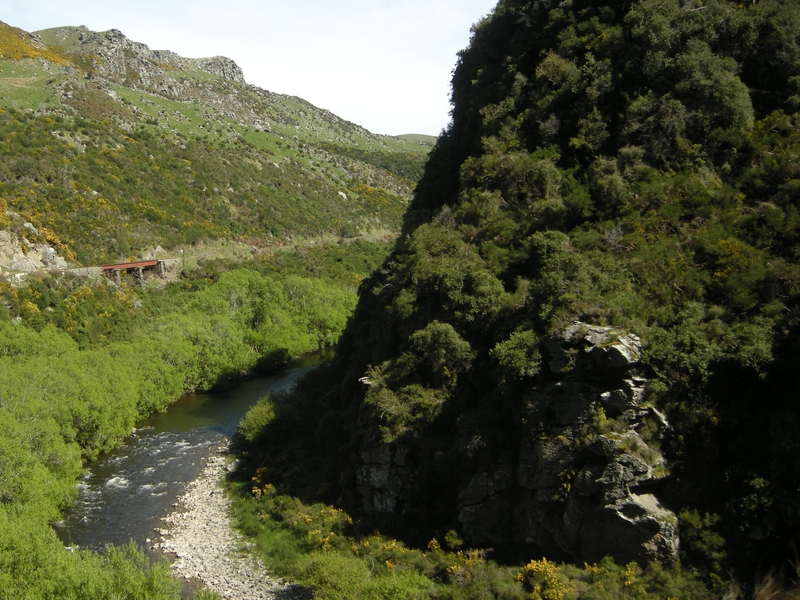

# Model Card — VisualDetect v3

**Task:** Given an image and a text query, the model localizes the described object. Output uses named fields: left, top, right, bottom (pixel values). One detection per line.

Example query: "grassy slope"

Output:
left=0, top=22, right=431, bottom=265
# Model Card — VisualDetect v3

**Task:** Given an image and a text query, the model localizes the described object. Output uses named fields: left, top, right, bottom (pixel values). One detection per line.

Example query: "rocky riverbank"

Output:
left=154, top=446, right=303, bottom=599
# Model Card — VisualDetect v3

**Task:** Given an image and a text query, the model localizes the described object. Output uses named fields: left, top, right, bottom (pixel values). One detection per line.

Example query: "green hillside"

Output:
left=0, top=19, right=432, bottom=599
left=397, top=133, right=438, bottom=145
left=0, top=22, right=430, bottom=265
left=237, top=0, right=800, bottom=596
left=2, top=3, right=800, bottom=597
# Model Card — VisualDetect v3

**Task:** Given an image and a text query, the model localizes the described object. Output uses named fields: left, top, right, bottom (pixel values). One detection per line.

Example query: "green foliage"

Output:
left=0, top=516, right=180, bottom=600
left=239, top=396, right=276, bottom=442
left=234, top=0, right=800, bottom=594
left=679, top=510, right=728, bottom=586
left=572, top=557, right=710, bottom=600
left=190, top=592, right=222, bottom=600
left=317, top=141, right=429, bottom=184
left=397, top=321, right=475, bottom=390
left=295, top=552, right=372, bottom=600
left=491, top=329, right=541, bottom=381
left=229, top=479, right=710, bottom=600
left=362, top=321, right=474, bottom=441
left=0, top=241, right=384, bottom=598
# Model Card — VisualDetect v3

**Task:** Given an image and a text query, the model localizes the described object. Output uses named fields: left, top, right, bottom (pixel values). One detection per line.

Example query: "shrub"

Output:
left=238, top=396, right=276, bottom=442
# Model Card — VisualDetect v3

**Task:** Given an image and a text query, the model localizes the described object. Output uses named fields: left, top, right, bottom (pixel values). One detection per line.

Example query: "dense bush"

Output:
left=230, top=474, right=710, bottom=600
left=236, top=0, right=800, bottom=595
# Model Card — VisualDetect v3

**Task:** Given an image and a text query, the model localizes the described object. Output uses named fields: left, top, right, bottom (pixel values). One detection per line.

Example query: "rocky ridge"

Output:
left=34, top=24, right=399, bottom=150
left=43, top=25, right=244, bottom=86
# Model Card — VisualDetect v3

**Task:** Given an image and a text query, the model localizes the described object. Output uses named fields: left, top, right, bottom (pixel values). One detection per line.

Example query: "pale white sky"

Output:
left=0, top=1, right=498, bottom=136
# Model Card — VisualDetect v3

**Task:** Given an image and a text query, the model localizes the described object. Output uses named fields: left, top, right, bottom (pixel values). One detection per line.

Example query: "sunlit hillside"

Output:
left=0, top=21, right=433, bottom=265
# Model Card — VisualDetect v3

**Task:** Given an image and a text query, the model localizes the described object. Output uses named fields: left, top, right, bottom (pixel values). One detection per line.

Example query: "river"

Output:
left=54, top=361, right=315, bottom=553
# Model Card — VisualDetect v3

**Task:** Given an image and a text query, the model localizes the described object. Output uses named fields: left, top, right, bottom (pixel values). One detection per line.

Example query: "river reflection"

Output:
left=54, top=362, right=315, bottom=552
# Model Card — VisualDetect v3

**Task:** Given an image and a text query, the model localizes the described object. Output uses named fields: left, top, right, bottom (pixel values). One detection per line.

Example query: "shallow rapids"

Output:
left=54, top=364, right=313, bottom=552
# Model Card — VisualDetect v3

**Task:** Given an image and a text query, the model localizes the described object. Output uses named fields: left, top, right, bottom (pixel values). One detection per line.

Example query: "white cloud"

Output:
left=0, top=0, right=497, bottom=135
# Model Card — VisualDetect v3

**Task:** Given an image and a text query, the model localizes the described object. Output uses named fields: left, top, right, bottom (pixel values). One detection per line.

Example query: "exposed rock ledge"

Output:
left=356, top=322, right=678, bottom=567
left=153, top=448, right=302, bottom=599
left=0, top=228, right=68, bottom=273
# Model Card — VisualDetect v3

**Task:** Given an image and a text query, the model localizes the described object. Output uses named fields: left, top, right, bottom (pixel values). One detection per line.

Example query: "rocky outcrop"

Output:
left=0, top=228, right=68, bottom=272
left=357, top=440, right=412, bottom=515
left=469, top=323, right=675, bottom=564
left=356, top=322, right=678, bottom=566
left=37, top=26, right=245, bottom=104
left=81, top=28, right=245, bottom=86
left=190, top=56, right=245, bottom=84
left=40, top=26, right=288, bottom=139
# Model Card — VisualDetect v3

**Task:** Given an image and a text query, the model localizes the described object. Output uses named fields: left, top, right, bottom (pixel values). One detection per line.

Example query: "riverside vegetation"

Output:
left=230, top=0, right=800, bottom=598
left=0, top=18, right=435, bottom=598
left=0, top=241, right=390, bottom=598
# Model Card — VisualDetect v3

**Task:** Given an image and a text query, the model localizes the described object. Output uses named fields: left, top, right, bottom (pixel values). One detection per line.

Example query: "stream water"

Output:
left=54, top=361, right=316, bottom=553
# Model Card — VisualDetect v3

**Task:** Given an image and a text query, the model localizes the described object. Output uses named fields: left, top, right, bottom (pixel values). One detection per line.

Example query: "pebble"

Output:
left=154, top=446, right=304, bottom=599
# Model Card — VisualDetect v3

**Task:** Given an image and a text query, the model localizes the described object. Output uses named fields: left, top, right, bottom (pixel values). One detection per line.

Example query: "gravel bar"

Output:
left=154, top=446, right=303, bottom=599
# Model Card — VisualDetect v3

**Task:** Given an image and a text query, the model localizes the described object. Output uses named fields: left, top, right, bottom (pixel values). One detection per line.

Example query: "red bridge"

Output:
left=101, top=260, right=166, bottom=287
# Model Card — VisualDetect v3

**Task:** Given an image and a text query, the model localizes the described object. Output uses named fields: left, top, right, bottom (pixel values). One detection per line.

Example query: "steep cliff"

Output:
left=357, top=322, right=678, bottom=565
left=260, top=0, right=800, bottom=586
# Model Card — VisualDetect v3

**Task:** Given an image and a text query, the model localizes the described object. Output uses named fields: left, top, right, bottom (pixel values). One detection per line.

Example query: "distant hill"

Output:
left=396, top=134, right=437, bottom=146
left=0, top=21, right=431, bottom=266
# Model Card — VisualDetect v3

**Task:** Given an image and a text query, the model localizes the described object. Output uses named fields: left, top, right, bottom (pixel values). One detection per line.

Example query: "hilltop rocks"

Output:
left=39, top=26, right=245, bottom=99
left=88, top=28, right=245, bottom=86
left=356, top=322, right=678, bottom=566
left=39, top=26, right=288, bottom=137
left=192, top=56, right=245, bottom=84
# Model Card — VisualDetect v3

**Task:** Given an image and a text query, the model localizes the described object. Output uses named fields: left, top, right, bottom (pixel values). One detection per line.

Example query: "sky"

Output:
left=0, top=0, right=499, bottom=136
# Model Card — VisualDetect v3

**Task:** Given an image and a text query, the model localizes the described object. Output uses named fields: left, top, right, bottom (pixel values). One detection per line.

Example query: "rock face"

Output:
left=78, top=27, right=245, bottom=87
left=0, top=228, right=68, bottom=272
left=357, top=440, right=412, bottom=515
left=356, top=322, right=678, bottom=566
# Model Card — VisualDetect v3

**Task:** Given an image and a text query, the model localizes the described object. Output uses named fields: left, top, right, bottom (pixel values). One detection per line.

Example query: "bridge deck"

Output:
left=100, top=260, right=160, bottom=271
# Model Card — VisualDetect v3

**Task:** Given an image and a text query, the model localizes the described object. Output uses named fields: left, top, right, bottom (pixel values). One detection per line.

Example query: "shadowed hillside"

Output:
left=239, top=0, right=800, bottom=595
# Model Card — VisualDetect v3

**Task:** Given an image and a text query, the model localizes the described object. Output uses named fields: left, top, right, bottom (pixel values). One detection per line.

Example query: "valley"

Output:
left=2, top=2, right=800, bottom=599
